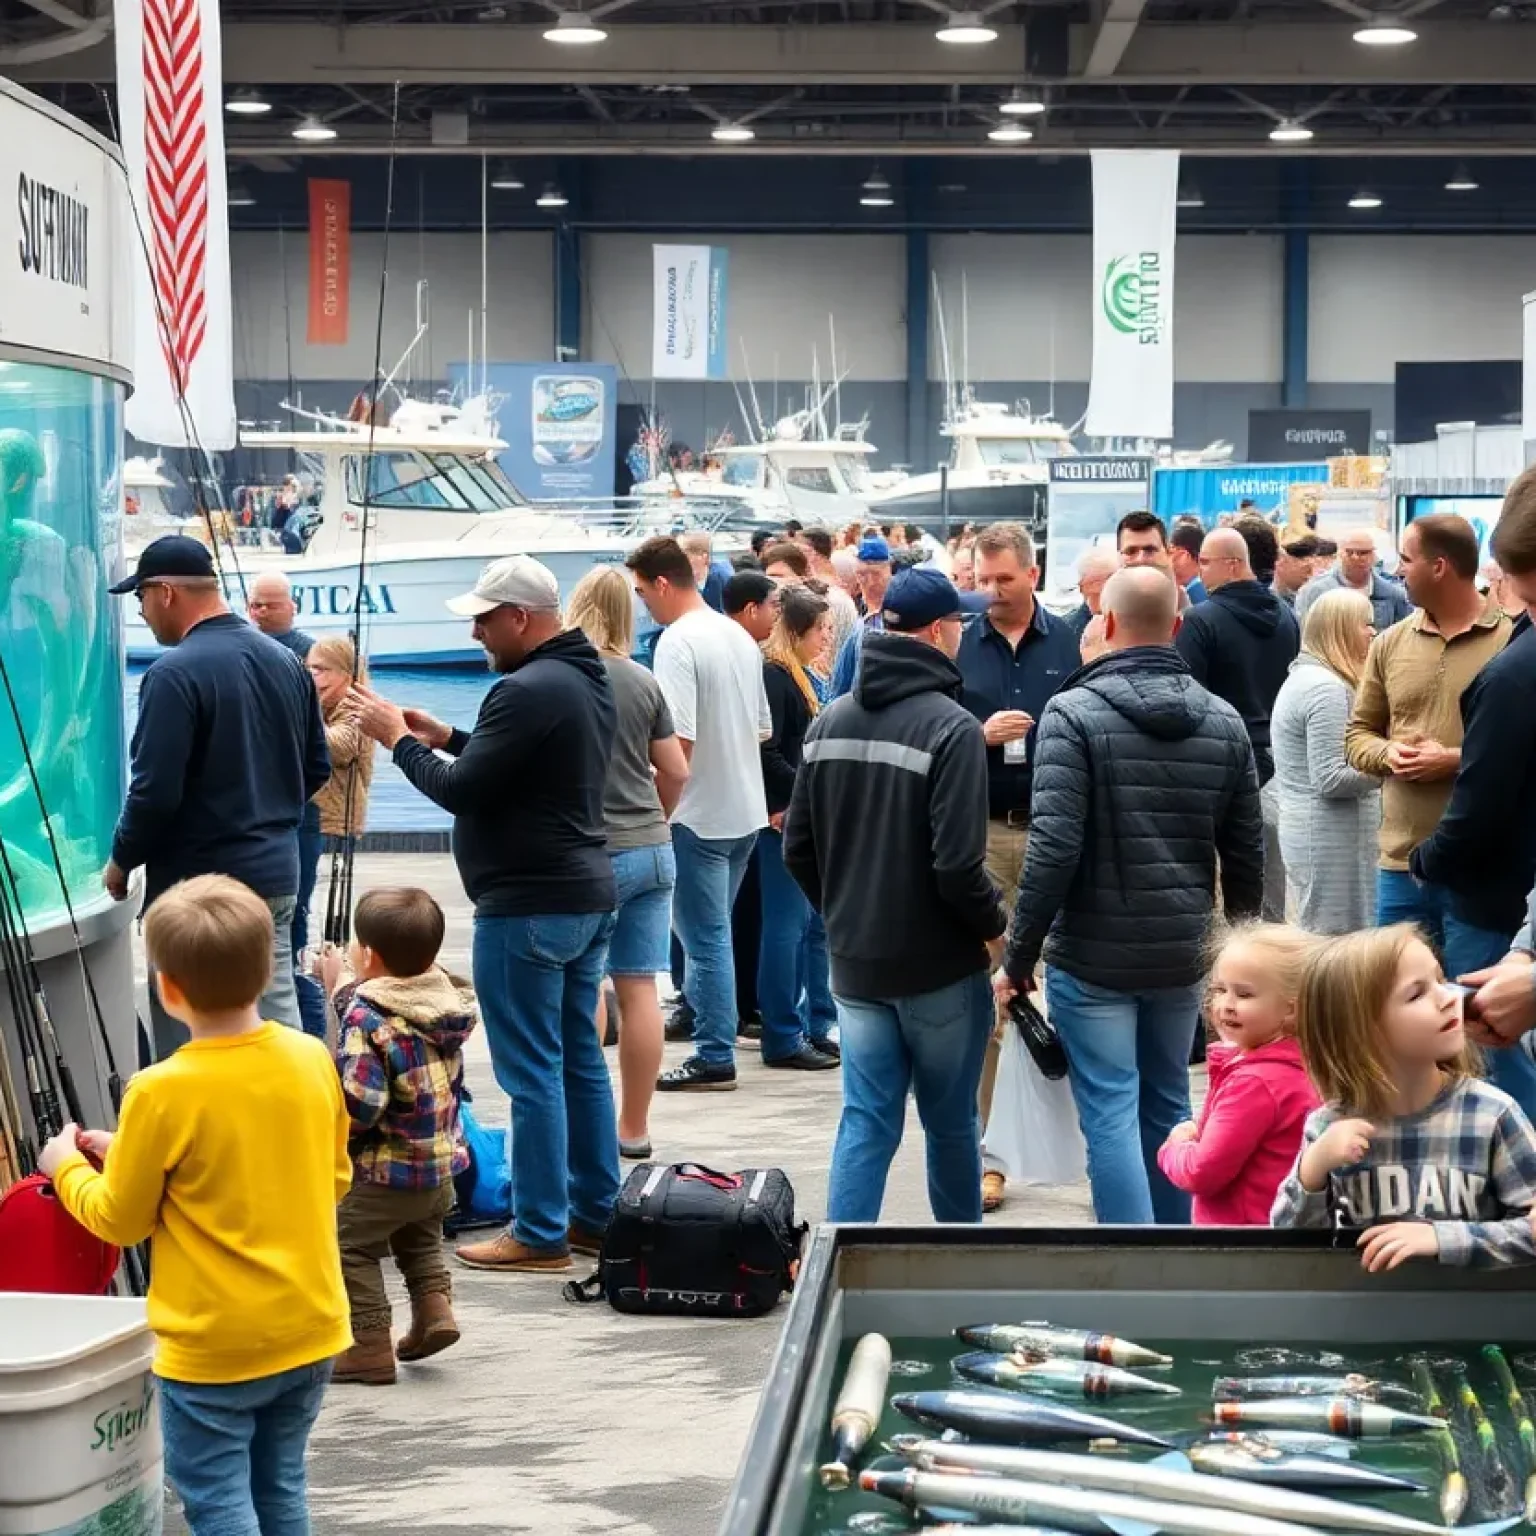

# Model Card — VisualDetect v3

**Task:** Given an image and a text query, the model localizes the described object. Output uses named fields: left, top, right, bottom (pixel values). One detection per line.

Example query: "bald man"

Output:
left=1295, top=524, right=1412, bottom=631
left=996, top=565, right=1263, bottom=1226
left=247, top=571, right=314, bottom=659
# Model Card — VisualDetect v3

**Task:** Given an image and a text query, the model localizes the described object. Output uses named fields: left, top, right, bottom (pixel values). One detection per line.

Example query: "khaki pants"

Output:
left=337, top=1181, right=454, bottom=1335
left=978, top=818, right=1030, bottom=1140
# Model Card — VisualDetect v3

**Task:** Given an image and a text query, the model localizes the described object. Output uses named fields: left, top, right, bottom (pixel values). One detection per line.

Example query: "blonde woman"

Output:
left=1269, top=587, right=1379, bottom=933
left=565, top=566, right=688, bottom=1158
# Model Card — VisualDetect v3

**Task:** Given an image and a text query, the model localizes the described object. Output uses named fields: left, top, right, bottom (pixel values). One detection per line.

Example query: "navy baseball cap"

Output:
left=881, top=566, right=987, bottom=632
left=856, top=535, right=892, bottom=564
left=109, top=534, right=215, bottom=594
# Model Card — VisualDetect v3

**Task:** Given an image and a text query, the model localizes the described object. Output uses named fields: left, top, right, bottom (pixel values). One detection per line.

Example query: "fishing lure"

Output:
left=1483, top=1347, right=1536, bottom=1524
left=1414, top=1357, right=1467, bottom=1526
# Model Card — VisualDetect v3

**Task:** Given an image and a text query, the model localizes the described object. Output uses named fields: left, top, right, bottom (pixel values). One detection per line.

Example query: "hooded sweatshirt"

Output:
left=334, top=966, right=478, bottom=1191
left=1004, top=646, right=1264, bottom=992
left=1175, top=579, right=1300, bottom=784
left=1157, top=1037, right=1320, bottom=1226
left=393, top=629, right=616, bottom=915
left=782, top=631, right=1006, bottom=999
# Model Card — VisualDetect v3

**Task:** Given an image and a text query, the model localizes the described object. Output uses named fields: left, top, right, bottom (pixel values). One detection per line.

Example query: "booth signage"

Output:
left=1248, top=409, right=1371, bottom=462
left=306, top=179, right=351, bottom=346
left=1044, top=456, right=1153, bottom=604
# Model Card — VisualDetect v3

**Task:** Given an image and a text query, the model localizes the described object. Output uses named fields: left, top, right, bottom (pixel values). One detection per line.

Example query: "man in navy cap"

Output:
left=108, top=536, right=330, bottom=1055
left=784, top=565, right=1003, bottom=1224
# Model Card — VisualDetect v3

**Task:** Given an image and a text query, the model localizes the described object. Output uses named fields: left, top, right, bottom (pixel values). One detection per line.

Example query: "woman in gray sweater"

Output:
left=1270, top=587, right=1381, bottom=934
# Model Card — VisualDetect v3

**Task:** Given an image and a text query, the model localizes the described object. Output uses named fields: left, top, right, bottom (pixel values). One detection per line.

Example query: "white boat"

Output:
left=868, top=399, right=1074, bottom=533
left=123, top=397, right=712, bottom=666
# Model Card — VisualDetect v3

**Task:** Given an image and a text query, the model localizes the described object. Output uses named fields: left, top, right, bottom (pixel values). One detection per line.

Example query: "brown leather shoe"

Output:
left=396, top=1291, right=461, bottom=1362
left=982, top=1170, right=1007, bottom=1213
left=334, top=1328, right=397, bottom=1386
left=567, top=1222, right=607, bottom=1258
left=455, top=1231, right=572, bottom=1273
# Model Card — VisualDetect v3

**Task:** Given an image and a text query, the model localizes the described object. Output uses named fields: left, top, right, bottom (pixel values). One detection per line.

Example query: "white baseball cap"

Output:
left=446, top=555, right=562, bottom=617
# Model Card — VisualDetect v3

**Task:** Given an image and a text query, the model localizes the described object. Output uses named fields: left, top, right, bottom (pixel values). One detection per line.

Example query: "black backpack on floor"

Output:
left=565, top=1163, right=805, bottom=1318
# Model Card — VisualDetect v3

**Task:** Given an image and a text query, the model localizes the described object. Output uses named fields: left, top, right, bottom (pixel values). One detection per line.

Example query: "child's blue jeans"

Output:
left=159, top=1361, right=332, bottom=1536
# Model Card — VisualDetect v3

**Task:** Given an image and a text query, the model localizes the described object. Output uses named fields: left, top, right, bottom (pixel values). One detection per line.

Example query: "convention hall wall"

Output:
left=227, top=229, right=1536, bottom=467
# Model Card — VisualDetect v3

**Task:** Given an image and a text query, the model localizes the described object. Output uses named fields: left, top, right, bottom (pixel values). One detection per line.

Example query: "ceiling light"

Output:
left=711, top=123, right=756, bottom=143
left=860, top=170, right=894, bottom=208
left=544, top=10, right=607, bottom=43
left=1445, top=164, right=1479, bottom=192
left=225, top=90, right=271, bottom=116
left=1269, top=120, right=1314, bottom=143
left=999, top=88, right=1046, bottom=117
left=291, top=115, right=337, bottom=142
left=1176, top=183, right=1205, bottom=209
left=227, top=178, right=256, bottom=208
left=536, top=182, right=569, bottom=208
left=1348, top=189, right=1383, bottom=209
left=1353, top=18, right=1417, bottom=44
left=987, top=121, right=1033, bottom=143
left=936, top=10, right=998, bottom=44
left=489, top=162, right=524, bottom=190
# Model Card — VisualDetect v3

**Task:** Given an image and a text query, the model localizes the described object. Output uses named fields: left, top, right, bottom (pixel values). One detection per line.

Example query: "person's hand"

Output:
left=1385, top=740, right=1415, bottom=776
left=983, top=711, right=1033, bottom=747
left=317, top=943, right=347, bottom=996
left=1166, top=1121, right=1198, bottom=1145
left=1463, top=956, right=1536, bottom=1046
left=1393, top=739, right=1458, bottom=782
left=991, top=962, right=1015, bottom=1005
left=768, top=810, right=786, bottom=832
left=347, top=685, right=410, bottom=749
left=1300, top=1116, right=1374, bottom=1190
left=38, top=1123, right=82, bottom=1179
left=402, top=706, right=453, bottom=750
left=102, top=860, right=128, bottom=902
left=75, top=1128, right=114, bottom=1164
left=1357, top=1221, right=1439, bottom=1273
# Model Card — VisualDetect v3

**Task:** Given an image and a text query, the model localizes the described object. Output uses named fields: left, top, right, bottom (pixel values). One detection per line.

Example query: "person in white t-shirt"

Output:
left=627, top=535, right=771, bottom=1092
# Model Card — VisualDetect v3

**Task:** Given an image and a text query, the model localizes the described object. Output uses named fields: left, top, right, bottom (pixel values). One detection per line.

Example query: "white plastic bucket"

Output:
left=0, top=1295, right=162, bottom=1536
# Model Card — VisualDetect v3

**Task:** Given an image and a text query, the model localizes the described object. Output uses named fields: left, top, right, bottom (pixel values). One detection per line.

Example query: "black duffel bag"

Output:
left=565, top=1162, right=806, bottom=1318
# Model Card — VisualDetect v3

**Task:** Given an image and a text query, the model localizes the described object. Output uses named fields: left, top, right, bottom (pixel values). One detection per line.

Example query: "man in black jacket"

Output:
left=997, top=566, right=1264, bottom=1226
left=354, top=554, right=620, bottom=1275
left=784, top=566, right=1006, bottom=1224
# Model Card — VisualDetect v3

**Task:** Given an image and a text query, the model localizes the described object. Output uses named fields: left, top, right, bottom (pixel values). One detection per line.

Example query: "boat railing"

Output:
left=521, top=494, right=750, bottom=538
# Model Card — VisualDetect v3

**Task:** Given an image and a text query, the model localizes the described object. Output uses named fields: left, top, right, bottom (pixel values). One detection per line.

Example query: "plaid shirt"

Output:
left=334, top=968, right=476, bottom=1192
left=1272, top=1077, right=1536, bottom=1268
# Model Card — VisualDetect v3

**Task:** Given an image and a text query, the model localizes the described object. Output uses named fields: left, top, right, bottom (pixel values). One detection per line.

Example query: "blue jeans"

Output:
left=607, top=843, right=676, bottom=976
left=1378, top=871, right=1536, bottom=1119
left=755, top=829, right=829, bottom=1060
left=472, top=911, right=620, bottom=1250
left=1046, top=967, right=1203, bottom=1225
left=805, top=912, right=837, bottom=1043
left=670, top=823, right=758, bottom=1067
left=160, top=1362, right=331, bottom=1536
left=826, top=971, right=992, bottom=1223
left=294, top=811, right=325, bottom=1040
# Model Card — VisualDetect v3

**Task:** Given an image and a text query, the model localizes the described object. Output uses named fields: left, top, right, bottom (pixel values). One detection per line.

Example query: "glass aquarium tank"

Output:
left=0, top=359, right=126, bottom=925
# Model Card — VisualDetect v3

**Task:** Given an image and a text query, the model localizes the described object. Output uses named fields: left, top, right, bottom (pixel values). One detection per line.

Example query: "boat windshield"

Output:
left=721, top=454, right=764, bottom=489
left=977, top=437, right=1066, bottom=467
left=344, top=450, right=526, bottom=511
left=834, top=453, right=870, bottom=492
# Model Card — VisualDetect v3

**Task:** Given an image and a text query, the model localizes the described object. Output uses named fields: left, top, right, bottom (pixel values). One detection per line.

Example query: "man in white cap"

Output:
left=352, top=554, right=620, bottom=1276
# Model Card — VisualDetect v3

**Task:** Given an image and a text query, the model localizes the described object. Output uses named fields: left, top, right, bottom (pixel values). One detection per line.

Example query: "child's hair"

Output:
left=354, top=887, right=445, bottom=977
left=1296, top=923, right=1476, bottom=1117
left=308, top=634, right=369, bottom=689
left=1210, top=922, right=1320, bottom=1021
left=144, top=875, right=273, bottom=1012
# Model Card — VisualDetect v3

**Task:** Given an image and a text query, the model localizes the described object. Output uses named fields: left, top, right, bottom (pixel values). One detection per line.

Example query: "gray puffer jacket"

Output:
left=1004, top=646, right=1266, bottom=992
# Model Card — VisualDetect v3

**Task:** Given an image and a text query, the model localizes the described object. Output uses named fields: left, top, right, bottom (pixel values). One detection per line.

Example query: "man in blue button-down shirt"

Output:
left=956, top=521, right=1082, bottom=1211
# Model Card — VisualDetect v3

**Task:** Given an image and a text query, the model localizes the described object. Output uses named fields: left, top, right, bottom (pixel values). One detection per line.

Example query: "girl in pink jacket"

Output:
left=1159, top=924, right=1323, bottom=1225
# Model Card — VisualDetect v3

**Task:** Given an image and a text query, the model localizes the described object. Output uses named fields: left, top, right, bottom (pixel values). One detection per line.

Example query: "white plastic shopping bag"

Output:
left=982, top=1018, right=1088, bottom=1187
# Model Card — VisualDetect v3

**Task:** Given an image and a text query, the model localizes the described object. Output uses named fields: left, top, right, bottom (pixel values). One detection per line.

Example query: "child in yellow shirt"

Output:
left=40, top=875, right=352, bottom=1536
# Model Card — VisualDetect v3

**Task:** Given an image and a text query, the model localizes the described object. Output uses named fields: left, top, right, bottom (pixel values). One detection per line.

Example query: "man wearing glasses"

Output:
left=108, top=536, right=331, bottom=1056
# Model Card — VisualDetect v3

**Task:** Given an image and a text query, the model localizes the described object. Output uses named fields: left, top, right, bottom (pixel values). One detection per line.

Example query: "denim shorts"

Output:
left=606, top=843, right=677, bottom=976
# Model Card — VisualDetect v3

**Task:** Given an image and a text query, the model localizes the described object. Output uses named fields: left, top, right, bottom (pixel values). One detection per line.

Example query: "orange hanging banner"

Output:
left=306, top=178, right=351, bottom=345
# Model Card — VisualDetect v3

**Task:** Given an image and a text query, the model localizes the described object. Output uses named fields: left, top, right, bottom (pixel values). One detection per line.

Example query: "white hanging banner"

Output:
left=1522, top=290, right=1536, bottom=467
left=651, top=244, right=729, bottom=380
left=114, top=0, right=237, bottom=450
left=1086, top=149, right=1179, bottom=441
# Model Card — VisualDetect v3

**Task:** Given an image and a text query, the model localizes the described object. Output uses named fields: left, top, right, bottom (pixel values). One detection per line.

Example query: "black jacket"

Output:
left=394, top=629, right=616, bottom=916
left=114, top=614, right=330, bottom=904
left=761, top=660, right=813, bottom=816
left=783, top=631, right=1006, bottom=999
left=1174, top=579, right=1299, bottom=784
left=1004, top=646, right=1265, bottom=992
left=1410, top=623, right=1536, bottom=934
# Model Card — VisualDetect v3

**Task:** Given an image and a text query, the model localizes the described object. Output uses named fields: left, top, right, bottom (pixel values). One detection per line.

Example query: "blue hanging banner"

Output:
left=450, top=360, right=618, bottom=500
left=1152, top=462, right=1329, bottom=527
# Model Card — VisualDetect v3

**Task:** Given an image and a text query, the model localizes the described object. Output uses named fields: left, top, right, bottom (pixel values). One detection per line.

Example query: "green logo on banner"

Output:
left=1101, top=252, right=1165, bottom=345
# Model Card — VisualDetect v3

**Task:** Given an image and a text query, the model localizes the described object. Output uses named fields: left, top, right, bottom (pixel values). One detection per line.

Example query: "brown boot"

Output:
left=567, top=1222, right=607, bottom=1258
left=454, top=1231, right=572, bottom=1273
left=396, top=1292, right=461, bottom=1362
left=333, top=1328, right=397, bottom=1386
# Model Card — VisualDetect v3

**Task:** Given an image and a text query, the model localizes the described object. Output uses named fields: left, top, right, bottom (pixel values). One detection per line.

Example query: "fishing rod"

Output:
left=0, top=845, right=59, bottom=1141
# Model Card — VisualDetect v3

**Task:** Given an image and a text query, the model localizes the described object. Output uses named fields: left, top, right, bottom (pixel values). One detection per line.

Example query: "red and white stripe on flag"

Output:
left=114, top=0, right=236, bottom=450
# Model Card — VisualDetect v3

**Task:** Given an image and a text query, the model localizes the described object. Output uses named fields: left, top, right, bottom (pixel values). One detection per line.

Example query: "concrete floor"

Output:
left=156, top=852, right=1116, bottom=1536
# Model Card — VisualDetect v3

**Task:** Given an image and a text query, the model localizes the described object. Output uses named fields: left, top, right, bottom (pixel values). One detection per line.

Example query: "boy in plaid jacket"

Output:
left=321, top=887, right=477, bottom=1384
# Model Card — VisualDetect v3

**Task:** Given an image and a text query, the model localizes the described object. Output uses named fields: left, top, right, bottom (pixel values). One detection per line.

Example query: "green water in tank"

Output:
left=0, top=360, right=126, bottom=925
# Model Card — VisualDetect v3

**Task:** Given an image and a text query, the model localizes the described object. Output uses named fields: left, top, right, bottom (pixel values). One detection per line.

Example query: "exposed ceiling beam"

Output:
left=1082, top=0, right=1148, bottom=79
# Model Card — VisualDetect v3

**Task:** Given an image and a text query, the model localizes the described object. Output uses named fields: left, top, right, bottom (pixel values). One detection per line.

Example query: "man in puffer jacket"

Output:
left=997, top=567, right=1264, bottom=1227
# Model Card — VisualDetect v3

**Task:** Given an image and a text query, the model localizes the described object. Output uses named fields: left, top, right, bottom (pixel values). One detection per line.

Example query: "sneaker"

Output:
left=657, top=1055, right=738, bottom=1092
left=455, top=1231, right=572, bottom=1273
left=809, top=1036, right=841, bottom=1060
left=982, top=1170, right=1007, bottom=1213
left=763, top=1042, right=839, bottom=1071
left=619, top=1136, right=653, bottom=1161
left=737, top=1014, right=763, bottom=1046
left=664, top=1001, right=696, bottom=1043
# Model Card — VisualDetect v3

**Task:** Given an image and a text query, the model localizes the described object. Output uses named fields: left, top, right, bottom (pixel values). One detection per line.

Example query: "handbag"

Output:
left=564, top=1162, right=806, bottom=1318
left=1009, top=991, right=1069, bottom=1081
